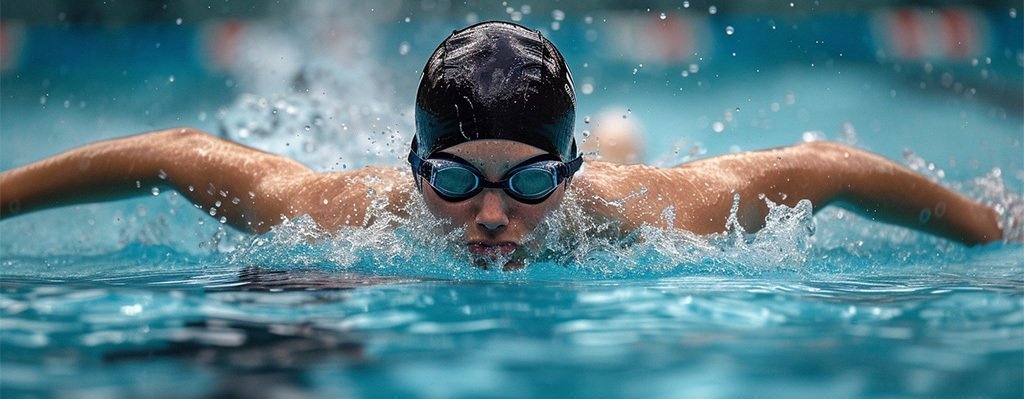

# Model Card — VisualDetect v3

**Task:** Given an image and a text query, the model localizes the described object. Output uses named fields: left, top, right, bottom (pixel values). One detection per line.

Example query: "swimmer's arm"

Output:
left=0, top=128, right=392, bottom=233
left=675, top=141, right=1002, bottom=245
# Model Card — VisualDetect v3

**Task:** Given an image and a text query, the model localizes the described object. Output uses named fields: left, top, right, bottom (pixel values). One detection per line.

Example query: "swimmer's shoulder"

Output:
left=571, top=160, right=700, bottom=225
left=294, top=166, right=415, bottom=229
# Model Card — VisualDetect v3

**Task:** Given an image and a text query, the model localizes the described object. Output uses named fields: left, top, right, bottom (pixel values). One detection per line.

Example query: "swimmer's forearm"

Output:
left=0, top=128, right=313, bottom=233
left=744, top=142, right=1000, bottom=245
left=820, top=144, right=1001, bottom=245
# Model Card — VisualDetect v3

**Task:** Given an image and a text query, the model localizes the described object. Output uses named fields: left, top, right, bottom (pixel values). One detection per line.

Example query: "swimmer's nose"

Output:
left=475, top=190, right=509, bottom=232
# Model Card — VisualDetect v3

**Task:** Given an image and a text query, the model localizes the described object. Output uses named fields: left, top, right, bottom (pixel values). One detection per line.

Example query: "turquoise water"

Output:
left=2, top=5, right=1023, bottom=398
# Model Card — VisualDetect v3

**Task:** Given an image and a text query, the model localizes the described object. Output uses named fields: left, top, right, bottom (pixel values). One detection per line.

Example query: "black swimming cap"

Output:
left=413, top=21, right=577, bottom=161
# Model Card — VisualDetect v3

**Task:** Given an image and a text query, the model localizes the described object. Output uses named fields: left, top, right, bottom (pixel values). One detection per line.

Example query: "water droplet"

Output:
left=683, top=1, right=690, bottom=8
left=918, top=208, right=931, bottom=224
left=708, top=6, right=717, bottom=15
left=725, top=26, right=735, bottom=35
left=689, top=64, right=700, bottom=73
left=231, top=197, right=240, bottom=205
left=209, top=208, right=217, bottom=216
left=323, top=199, right=329, bottom=205
left=157, top=169, right=168, bottom=180
left=552, top=9, right=565, bottom=21
left=219, top=216, right=227, bottom=224
left=175, top=18, right=183, bottom=25
left=151, top=187, right=160, bottom=196
left=583, top=116, right=591, bottom=124
left=187, top=185, right=194, bottom=192
left=582, top=130, right=591, bottom=137
left=1011, top=8, right=1018, bottom=18
left=214, top=200, right=222, bottom=208
left=584, top=16, right=593, bottom=24
left=581, top=83, right=594, bottom=95
left=712, top=122, right=725, bottom=132
left=632, top=68, right=639, bottom=75
left=404, top=16, right=411, bottom=23
left=399, top=41, right=410, bottom=55
left=659, top=12, right=667, bottom=20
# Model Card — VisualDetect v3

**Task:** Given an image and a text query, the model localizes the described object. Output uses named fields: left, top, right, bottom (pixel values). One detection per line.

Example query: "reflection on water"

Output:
left=1, top=251, right=1022, bottom=398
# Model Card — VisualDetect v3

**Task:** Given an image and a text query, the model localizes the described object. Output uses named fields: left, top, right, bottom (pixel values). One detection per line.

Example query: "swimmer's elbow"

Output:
left=155, top=126, right=212, bottom=144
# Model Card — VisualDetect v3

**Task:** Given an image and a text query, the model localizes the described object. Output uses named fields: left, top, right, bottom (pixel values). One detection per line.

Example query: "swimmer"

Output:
left=0, top=22, right=1006, bottom=269
left=580, top=107, right=646, bottom=164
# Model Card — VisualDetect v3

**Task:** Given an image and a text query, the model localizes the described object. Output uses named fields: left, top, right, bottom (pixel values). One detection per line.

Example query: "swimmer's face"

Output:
left=419, top=140, right=567, bottom=269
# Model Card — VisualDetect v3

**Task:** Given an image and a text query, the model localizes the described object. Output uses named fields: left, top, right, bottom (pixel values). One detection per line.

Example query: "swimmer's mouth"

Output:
left=466, top=241, right=518, bottom=256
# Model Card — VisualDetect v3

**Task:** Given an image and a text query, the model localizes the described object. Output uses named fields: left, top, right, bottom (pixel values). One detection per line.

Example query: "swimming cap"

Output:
left=413, top=21, right=577, bottom=162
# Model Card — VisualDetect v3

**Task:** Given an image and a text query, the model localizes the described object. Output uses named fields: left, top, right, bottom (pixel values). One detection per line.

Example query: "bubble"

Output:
left=581, top=83, right=594, bottom=95
left=399, top=41, right=410, bottom=55
left=151, top=187, right=160, bottom=196
left=551, top=21, right=561, bottom=31
left=175, top=18, right=183, bottom=25
left=219, top=216, right=228, bottom=224
left=584, top=16, right=593, bottom=24
left=708, top=6, right=717, bottom=15
left=168, top=75, right=175, bottom=83
left=552, top=9, right=565, bottom=21
left=404, top=17, right=411, bottom=23
left=683, top=1, right=690, bottom=8
left=582, top=130, right=591, bottom=138
left=689, top=64, right=700, bottom=73
left=659, top=12, right=667, bottom=20
left=1011, top=8, right=1018, bottom=18
left=712, top=122, right=725, bottom=133
left=215, top=200, right=222, bottom=208
left=918, top=208, right=931, bottom=224
left=157, top=169, right=168, bottom=180
left=801, top=131, right=825, bottom=142
left=725, top=26, right=734, bottom=35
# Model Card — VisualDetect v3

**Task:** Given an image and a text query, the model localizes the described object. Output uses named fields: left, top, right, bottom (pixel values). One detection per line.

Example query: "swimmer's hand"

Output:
left=0, top=128, right=409, bottom=233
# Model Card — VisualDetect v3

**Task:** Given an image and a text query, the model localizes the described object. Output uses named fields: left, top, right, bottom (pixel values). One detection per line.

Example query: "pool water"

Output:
left=2, top=3, right=1023, bottom=398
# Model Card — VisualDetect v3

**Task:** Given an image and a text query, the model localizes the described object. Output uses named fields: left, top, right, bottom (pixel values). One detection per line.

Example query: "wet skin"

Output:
left=0, top=128, right=1006, bottom=268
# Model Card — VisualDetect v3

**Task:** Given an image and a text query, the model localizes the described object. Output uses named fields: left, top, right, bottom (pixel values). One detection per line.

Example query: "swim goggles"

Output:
left=408, top=150, right=583, bottom=204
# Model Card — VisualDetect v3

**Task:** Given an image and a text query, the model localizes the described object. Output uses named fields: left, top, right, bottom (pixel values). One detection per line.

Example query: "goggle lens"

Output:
left=508, top=168, right=557, bottom=199
left=433, top=166, right=478, bottom=197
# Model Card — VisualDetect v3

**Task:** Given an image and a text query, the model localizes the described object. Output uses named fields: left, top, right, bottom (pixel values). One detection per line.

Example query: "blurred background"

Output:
left=1, top=0, right=1021, bottom=201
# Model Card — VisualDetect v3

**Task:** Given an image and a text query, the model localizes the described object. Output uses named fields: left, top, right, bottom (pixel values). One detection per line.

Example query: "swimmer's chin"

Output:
left=466, top=241, right=529, bottom=271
